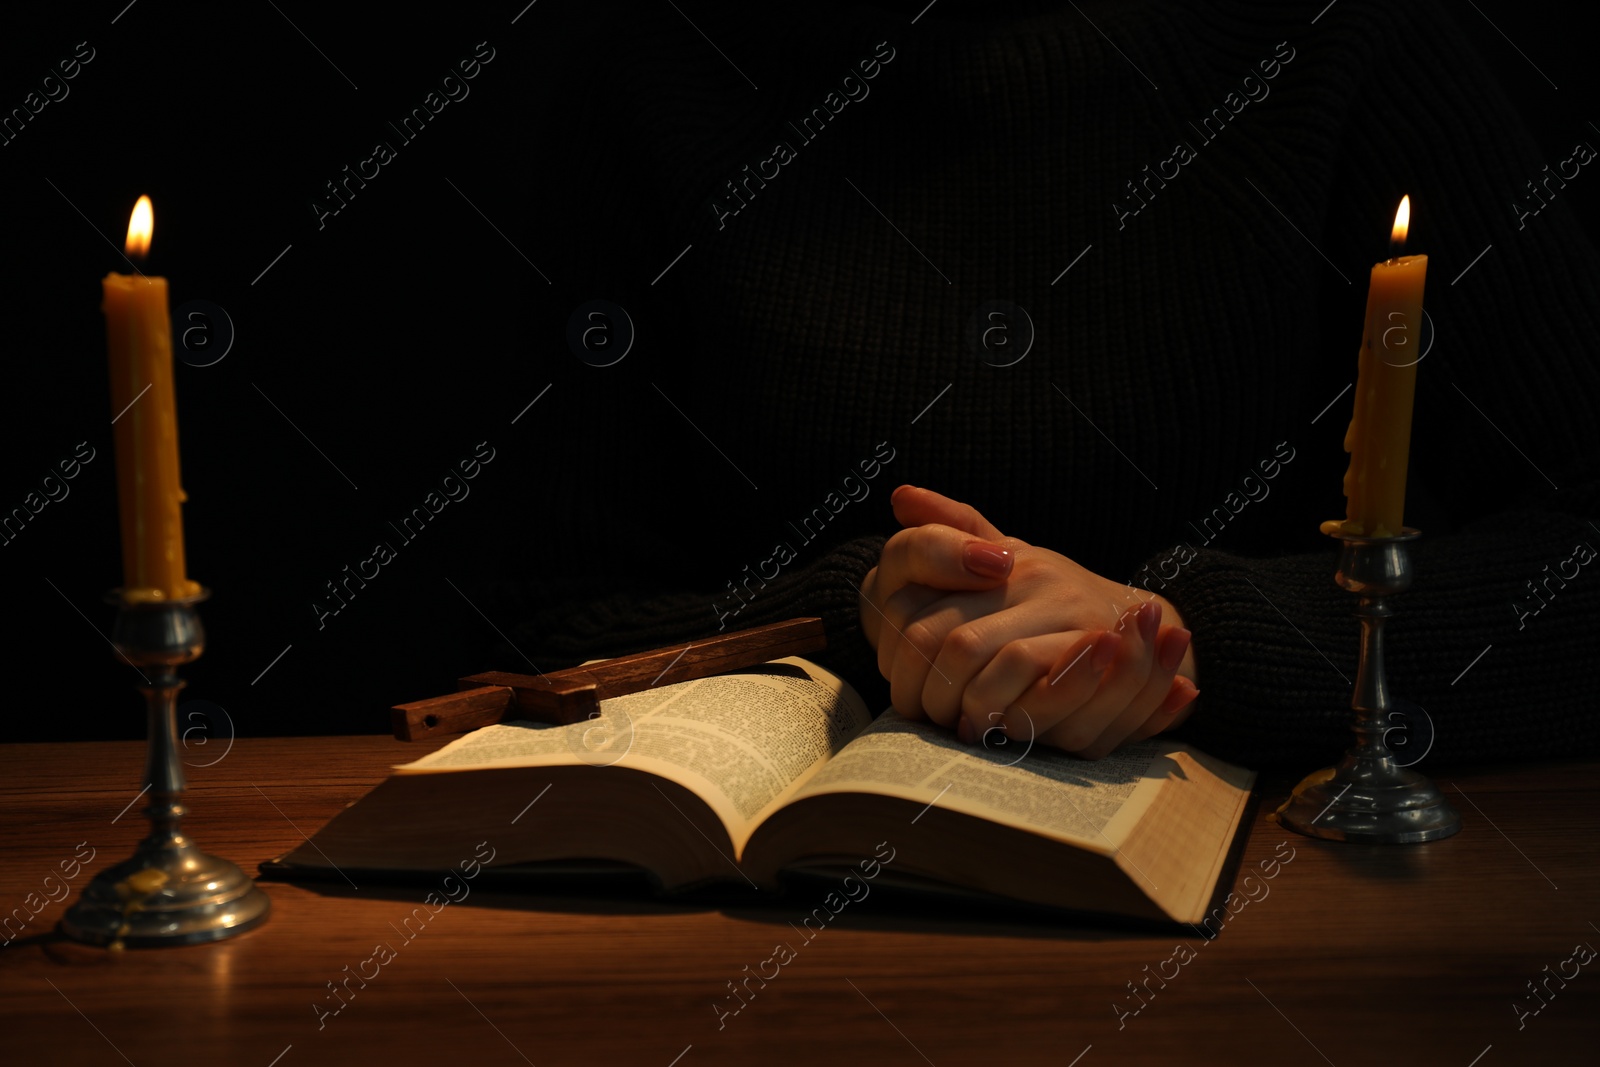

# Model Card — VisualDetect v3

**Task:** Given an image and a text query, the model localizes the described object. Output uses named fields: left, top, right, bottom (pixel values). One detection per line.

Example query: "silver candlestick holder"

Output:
left=1279, top=528, right=1461, bottom=843
left=61, top=590, right=271, bottom=947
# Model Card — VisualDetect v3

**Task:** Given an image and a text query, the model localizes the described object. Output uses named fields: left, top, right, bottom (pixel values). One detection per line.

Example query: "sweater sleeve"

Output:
left=1159, top=1, right=1600, bottom=768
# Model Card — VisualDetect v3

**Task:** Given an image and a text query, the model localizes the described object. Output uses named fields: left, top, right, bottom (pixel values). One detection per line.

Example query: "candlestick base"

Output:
left=1278, top=529, right=1461, bottom=845
left=61, top=591, right=270, bottom=947
left=1278, top=761, right=1461, bottom=844
left=60, top=852, right=271, bottom=949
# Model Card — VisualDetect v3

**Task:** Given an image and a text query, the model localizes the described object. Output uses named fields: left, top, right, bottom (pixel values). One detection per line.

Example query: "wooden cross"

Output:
left=390, top=617, right=826, bottom=740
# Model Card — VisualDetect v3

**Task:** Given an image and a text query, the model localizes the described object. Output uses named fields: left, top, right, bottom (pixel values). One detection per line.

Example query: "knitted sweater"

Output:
left=494, top=0, right=1600, bottom=769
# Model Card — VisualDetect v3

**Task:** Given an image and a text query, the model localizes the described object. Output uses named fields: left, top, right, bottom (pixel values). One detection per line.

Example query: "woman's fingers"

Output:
left=859, top=523, right=1010, bottom=653
left=911, top=592, right=1109, bottom=727
left=947, top=630, right=1089, bottom=737
left=860, top=507, right=1202, bottom=760
left=1073, top=619, right=1192, bottom=758
left=882, top=584, right=1064, bottom=726
left=1040, top=600, right=1160, bottom=754
left=864, top=487, right=1008, bottom=659
left=859, top=565, right=882, bottom=648
left=886, top=597, right=960, bottom=723
left=865, top=524, right=1015, bottom=699
left=970, top=630, right=1118, bottom=744
left=872, top=581, right=949, bottom=689
left=890, top=484, right=1006, bottom=540
left=874, top=524, right=1015, bottom=607
left=1128, top=677, right=1201, bottom=743
left=886, top=586, right=1014, bottom=725
left=1155, top=674, right=1200, bottom=717
left=882, top=588, right=1197, bottom=759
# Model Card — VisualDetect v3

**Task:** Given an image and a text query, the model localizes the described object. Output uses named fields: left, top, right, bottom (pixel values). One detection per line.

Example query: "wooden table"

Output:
left=2, top=736, right=1596, bottom=1065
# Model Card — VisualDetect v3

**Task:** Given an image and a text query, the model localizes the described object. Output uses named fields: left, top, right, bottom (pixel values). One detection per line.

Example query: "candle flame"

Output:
left=125, top=195, right=153, bottom=259
left=1391, top=195, right=1410, bottom=248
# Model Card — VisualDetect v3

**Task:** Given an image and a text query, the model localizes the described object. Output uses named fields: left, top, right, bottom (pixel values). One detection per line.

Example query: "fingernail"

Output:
left=1158, top=627, right=1192, bottom=672
left=1091, top=632, right=1120, bottom=674
left=956, top=716, right=976, bottom=745
left=1157, top=677, right=1200, bottom=715
left=1136, top=600, right=1161, bottom=643
left=891, top=485, right=910, bottom=504
left=963, top=541, right=1012, bottom=579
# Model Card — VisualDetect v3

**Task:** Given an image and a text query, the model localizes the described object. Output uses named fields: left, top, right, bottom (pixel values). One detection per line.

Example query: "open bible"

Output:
left=267, top=657, right=1256, bottom=924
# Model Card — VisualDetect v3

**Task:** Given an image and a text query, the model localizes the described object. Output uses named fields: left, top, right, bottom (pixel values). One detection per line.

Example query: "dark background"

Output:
left=3, top=0, right=1594, bottom=744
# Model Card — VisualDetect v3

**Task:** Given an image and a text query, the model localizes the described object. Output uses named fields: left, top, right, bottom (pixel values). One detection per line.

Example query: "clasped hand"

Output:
left=858, top=486, right=1199, bottom=759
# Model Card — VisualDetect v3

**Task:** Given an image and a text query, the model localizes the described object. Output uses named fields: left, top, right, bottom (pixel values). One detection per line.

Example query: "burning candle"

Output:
left=1323, top=196, right=1428, bottom=539
left=103, top=196, right=201, bottom=601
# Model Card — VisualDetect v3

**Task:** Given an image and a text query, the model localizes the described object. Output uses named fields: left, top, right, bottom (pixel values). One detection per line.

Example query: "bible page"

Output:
left=397, top=657, right=872, bottom=852
left=786, top=711, right=1181, bottom=852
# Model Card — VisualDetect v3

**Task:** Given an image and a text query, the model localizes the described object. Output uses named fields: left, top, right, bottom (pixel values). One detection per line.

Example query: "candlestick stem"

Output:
left=1278, top=529, right=1461, bottom=843
left=61, top=592, right=270, bottom=947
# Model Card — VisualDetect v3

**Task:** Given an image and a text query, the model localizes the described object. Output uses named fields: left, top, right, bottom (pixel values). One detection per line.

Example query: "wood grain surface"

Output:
left=2, top=736, right=1596, bottom=1066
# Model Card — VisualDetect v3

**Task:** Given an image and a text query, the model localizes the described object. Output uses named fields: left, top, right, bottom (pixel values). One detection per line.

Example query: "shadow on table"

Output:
left=266, top=863, right=1194, bottom=942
